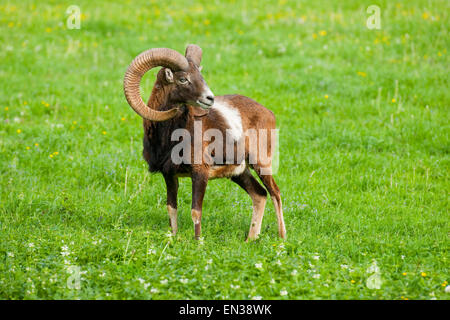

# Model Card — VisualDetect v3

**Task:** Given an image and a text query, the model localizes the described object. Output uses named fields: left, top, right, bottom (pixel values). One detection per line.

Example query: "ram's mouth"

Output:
left=195, top=99, right=214, bottom=109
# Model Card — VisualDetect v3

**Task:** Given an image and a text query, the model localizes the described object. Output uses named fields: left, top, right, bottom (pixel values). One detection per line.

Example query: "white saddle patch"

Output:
left=212, top=100, right=243, bottom=141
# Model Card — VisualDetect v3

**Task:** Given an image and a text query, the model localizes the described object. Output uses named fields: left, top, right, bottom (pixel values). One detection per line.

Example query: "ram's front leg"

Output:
left=191, top=170, right=208, bottom=240
left=164, top=174, right=179, bottom=236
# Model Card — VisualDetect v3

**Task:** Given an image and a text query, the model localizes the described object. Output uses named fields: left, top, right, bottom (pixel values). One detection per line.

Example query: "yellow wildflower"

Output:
left=319, top=30, right=327, bottom=36
left=17, top=129, right=21, bottom=134
left=421, top=272, right=427, bottom=277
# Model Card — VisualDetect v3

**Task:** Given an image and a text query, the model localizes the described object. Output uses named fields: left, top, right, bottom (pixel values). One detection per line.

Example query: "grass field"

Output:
left=0, top=0, right=448, bottom=300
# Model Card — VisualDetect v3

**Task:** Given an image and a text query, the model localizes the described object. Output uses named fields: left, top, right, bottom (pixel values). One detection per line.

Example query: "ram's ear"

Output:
left=164, top=68, right=174, bottom=83
left=185, top=44, right=202, bottom=67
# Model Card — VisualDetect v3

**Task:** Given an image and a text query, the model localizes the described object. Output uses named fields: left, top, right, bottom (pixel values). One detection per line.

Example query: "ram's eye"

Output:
left=179, top=78, right=188, bottom=84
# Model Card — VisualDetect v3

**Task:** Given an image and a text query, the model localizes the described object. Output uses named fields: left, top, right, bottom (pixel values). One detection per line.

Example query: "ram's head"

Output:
left=124, top=45, right=214, bottom=121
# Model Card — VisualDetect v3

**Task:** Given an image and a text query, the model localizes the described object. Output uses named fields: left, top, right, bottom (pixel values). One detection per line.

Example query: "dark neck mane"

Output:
left=143, top=78, right=189, bottom=174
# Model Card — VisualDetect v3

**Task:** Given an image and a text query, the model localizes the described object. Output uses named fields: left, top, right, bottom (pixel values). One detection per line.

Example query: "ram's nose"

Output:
left=201, top=87, right=214, bottom=106
left=205, top=95, right=214, bottom=105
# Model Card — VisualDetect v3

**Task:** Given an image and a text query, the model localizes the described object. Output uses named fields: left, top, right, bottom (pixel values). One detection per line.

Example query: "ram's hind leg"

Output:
left=253, top=165, right=286, bottom=239
left=231, top=168, right=267, bottom=241
left=164, top=174, right=179, bottom=235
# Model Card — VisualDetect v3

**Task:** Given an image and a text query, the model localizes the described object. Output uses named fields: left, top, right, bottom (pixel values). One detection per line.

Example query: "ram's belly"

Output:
left=208, top=162, right=246, bottom=179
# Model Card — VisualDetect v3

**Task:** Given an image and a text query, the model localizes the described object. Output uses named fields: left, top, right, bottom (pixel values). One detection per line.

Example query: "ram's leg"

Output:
left=254, top=166, right=286, bottom=239
left=191, top=171, right=208, bottom=240
left=164, top=174, right=179, bottom=235
left=231, top=168, right=267, bottom=241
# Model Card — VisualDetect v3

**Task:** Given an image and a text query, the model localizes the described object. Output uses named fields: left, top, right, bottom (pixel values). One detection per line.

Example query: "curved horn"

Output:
left=123, top=48, right=189, bottom=121
left=185, top=44, right=202, bottom=67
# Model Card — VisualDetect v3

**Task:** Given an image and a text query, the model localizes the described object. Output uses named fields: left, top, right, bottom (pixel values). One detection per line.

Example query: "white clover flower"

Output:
left=230, top=284, right=240, bottom=289
left=180, top=278, right=188, bottom=284
left=270, top=279, right=275, bottom=284
left=312, top=273, right=321, bottom=279
left=255, top=263, right=263, bottom=269
left=150, top=288, right=159, bottom=294
left=276, top=260, right=282, bottom=266
left=366, top=273, right=382, bottom=289
left=147, top=248, right=156, bottom=255
left=312, top=255, right=320, bottom=261
left=160, top=279, right=168, bottom=285
left=366, top=260, right=380, bottom=274
left=207, top=259, right=213, bottom=264
left=445, top=286, right=450, bottom=293
left=340, top=264, right=349, bottom=269
left=99, top=272, right=106, bottom=278
left=280, top=290, right=288, bottom=296
left=251, top=296, right=262, bottom=300
left=291, top=270, right=298, bottom=276
left=28, top=243, right=35, bottom=248
left=7, top=252, right=14, bottom=258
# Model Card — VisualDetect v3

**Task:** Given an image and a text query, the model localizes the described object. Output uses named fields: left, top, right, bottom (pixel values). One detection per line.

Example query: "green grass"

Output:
left=0, top=0, right=449, bottom=300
